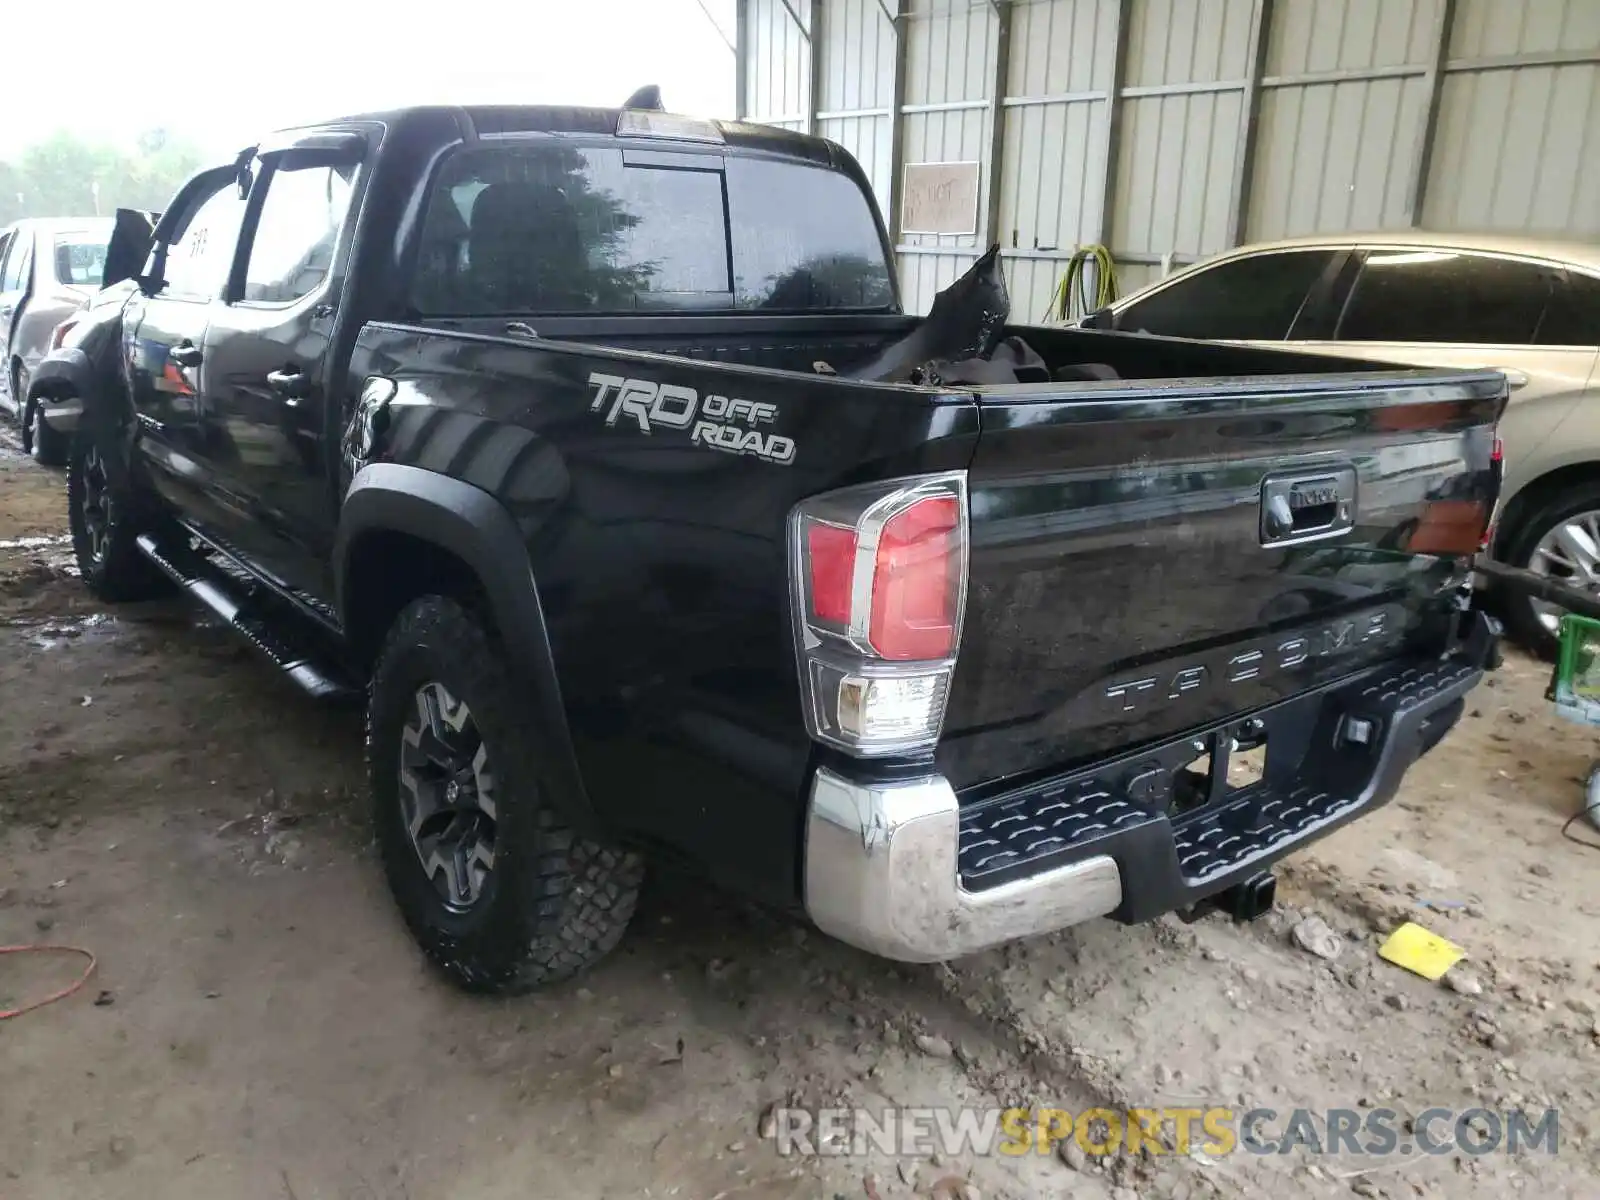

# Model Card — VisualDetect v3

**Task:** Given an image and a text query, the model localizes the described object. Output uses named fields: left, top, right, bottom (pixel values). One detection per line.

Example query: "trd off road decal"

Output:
left=587, top=372, right=796, bottom=466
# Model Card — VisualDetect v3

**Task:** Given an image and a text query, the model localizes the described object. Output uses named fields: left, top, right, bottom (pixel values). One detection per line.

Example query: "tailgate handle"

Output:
left=1260, top=467, right=1356, bottom=547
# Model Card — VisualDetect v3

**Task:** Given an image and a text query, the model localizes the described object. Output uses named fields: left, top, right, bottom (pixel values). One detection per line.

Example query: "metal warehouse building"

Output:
left=734, top=0, right=1600, bottom=316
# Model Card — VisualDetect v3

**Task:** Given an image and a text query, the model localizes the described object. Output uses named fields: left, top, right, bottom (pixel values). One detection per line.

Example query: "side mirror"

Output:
left=1080, top=306, right=1116, bottom=331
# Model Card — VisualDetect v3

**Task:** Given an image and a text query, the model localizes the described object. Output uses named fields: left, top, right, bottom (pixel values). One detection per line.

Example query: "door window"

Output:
left=240, top=162, right=356, bottom=304
left=1338, top=251, right=1557, bottom=344
left=162, top=183, right=247, bottom=299
left=54, top=235, right=110, bottom=287
left=1535, top=270, right=1600, bottom=347
left=1, top=234, right=32, bottom=293
left=1114, top=250, right=1336, bottom=340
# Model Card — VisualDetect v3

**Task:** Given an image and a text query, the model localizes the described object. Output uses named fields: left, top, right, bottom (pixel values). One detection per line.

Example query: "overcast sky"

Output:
left=3, top=0, right=736, bottom=159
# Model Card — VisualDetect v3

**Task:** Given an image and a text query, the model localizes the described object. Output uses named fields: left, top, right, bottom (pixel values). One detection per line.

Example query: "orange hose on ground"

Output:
left=0, top=945, right=98, bottom=1020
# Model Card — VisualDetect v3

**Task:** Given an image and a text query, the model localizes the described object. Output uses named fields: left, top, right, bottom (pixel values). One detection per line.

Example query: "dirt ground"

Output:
left=3, top=427, right=1599, bottom=1200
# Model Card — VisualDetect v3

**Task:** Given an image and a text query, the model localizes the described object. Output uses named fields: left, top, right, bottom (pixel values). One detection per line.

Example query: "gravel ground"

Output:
left=2, top=425, right=1598, bottom=1200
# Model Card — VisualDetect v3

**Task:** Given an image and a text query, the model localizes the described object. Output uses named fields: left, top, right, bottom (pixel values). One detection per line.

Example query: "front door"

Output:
left=197, top=144, right=362, bottom=600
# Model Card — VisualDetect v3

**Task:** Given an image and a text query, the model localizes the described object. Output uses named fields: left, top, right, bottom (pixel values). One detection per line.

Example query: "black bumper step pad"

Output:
left=957, top=644, right=1488, bottom=923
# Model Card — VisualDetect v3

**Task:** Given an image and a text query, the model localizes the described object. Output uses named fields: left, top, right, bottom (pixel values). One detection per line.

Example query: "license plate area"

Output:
left=1167, top=718, right=1273, bottom=820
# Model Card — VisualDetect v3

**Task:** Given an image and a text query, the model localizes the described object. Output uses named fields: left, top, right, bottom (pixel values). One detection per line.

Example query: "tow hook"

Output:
left=1179, top=871, right=1277, bottom=924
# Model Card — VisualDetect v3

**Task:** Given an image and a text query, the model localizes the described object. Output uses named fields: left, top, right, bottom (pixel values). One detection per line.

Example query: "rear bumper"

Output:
left=29, top=350, right=90, bottom=435
left=803, top=610, right=1498, bottom=962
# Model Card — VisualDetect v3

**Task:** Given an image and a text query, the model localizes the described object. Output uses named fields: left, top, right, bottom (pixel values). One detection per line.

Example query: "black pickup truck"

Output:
left=35, top=99, right=1505, bottom=992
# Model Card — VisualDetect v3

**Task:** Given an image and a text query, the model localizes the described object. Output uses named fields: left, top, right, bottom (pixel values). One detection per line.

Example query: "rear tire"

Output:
left=1499, top=481, right=1600, bottom=660
left=67, top=424, right=173, bottom=602
left=367, top=596, right=643, bottom=993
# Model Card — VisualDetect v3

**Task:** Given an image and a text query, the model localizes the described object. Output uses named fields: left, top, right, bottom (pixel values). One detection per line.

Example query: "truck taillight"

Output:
left=50, top=317, right=80, bottom=350
left=790, top=472, right=968, bottom=756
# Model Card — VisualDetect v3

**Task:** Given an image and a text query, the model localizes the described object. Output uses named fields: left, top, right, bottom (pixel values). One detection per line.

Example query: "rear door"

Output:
left=937, top=366, right=1505, bottom=792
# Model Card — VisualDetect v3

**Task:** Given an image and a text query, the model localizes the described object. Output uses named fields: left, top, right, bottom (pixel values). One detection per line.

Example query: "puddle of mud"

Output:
left=22, top=612, right=119, bottom=650
left=0, top=534, right=72, bottom=551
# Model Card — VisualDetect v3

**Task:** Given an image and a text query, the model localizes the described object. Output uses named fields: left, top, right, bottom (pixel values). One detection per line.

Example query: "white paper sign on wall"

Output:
left=900, top=161, right=980, bottom=236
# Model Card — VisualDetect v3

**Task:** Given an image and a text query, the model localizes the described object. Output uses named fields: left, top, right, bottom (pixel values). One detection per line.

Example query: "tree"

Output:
left=0, top=129, right=204, bottom=226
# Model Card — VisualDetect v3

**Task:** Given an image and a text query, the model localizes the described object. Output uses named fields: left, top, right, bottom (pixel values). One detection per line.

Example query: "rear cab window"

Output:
left=409, top=138, right=894, bottom=316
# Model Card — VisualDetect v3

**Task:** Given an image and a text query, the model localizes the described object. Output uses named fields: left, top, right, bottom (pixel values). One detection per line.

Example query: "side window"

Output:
left=1, top=234, right=32, bottom=293
left=410, top=141, right=732, bottom=316
left=0, top=233, right=13, bottom=288
left=1115, top=251, right=1336, bottom=340
left=54, top=236, right=110, bottom=287
left=1338, top=251, right=1556, bottom=344
left=241, top=162, right=356, bottom=304
left=1535, top=270, right=1600, bottom=347
left=162, top=183, right=247, bottom=299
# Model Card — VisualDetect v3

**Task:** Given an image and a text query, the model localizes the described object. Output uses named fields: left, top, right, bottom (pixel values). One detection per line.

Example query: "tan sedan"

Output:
left=0, top=216, right=114, bottom=462
left=1087, top=231, right=1600, bottom=656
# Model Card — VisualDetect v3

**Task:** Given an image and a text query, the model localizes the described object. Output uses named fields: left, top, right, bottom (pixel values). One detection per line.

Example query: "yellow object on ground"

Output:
left=1378, top=921, right=1467, bottom=981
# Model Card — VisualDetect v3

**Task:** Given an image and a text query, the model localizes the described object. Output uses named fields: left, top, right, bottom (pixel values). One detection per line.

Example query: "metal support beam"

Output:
left=693, top=0, right=737, bottom=55
left=981, top=0, right=1013, bottom=248
left=886, top=0, right=910, bottom=250
left=1409, top=0, right=1458, bottom=226
left=807, top=0, right=825, bottom=136
left=874, top=0, right=895, bottom=26
left=1096, top=0, right=1132, bottom=249
left=778, top=0, right=810, bottom=40
left=735, top=0, right=749, bottom=119
left=1226, top=0, right=1274, bottom=247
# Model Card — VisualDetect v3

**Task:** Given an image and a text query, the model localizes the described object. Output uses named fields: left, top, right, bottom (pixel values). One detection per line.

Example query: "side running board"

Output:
left=135, top=533, right=358, bottom=702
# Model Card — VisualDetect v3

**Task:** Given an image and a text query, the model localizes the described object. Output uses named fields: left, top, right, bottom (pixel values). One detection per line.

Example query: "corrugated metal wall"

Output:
left=739, top=0, right=1600, bottom=315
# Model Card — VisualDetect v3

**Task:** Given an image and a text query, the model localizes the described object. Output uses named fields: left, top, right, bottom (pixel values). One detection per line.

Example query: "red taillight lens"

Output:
left=50, top=318, right=79, bottom=350
left=870, top=495, right=959, bottom=660
left=807, top=523, right=857, bottom=626
left=790, top=473, right=969, bottom=757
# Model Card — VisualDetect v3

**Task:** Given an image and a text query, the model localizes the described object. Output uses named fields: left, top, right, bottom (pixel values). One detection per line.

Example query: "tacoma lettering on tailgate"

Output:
left=1102, top=605, right=1404, bottom=715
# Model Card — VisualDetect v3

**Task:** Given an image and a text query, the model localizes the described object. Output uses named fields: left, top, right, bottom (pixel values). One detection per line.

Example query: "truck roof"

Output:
left=262, top=105, right=838, bottom=168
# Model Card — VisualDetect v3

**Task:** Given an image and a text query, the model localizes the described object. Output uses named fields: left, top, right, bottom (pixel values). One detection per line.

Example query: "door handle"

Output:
left=1495, top=367, right=1531, bottom=391
left=267, top=367, right=310, bottom=401
left=170, top=341, right=203, bottom=368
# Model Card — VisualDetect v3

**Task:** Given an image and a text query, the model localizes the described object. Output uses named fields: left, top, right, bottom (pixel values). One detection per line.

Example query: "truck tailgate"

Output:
left=937, top=369, right=1506, bottom=794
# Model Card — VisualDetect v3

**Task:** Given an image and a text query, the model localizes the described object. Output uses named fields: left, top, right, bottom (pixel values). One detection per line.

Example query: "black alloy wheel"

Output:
left=399, top=681, right=499, bottom=912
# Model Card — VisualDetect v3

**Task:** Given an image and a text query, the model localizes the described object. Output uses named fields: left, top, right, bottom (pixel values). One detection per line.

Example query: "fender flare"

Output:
left=335, top=463, right=596, bottom=831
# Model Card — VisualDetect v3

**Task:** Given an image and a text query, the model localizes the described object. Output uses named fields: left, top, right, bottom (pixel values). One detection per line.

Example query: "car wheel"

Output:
left=26, top=397, right=69, bottom=467
left=67, top=425, right=173, bottom=602
left=1500, top=481, right=1600, bottom=660
left=367, top=595, right=643, bottom=993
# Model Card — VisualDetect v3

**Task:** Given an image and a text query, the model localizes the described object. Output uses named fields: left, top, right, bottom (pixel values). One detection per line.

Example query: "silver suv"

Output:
left=1090, top=231, right=1600, bottom=656
left=0, top=217, right=114, bottom=462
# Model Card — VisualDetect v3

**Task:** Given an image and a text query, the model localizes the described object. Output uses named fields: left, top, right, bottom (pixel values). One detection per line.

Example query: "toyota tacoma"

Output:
left=38, top=97, right=1505, bottom=992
